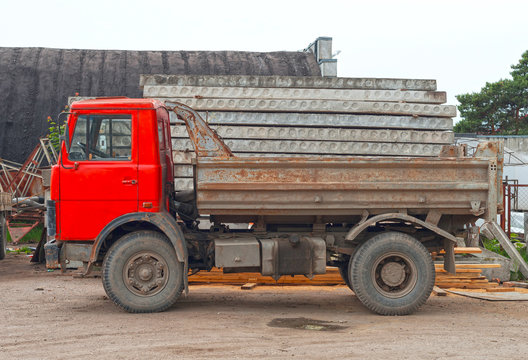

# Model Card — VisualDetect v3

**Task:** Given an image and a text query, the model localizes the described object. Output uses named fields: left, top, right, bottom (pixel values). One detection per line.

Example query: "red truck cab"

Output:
left=47, top=98, right=189, bottom=313
left=51, top=98, right=174, bottom=242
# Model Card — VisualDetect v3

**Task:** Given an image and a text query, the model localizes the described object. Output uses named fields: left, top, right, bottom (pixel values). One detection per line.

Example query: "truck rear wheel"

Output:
left=350, top=231, right=435, bottom=315
left=102, top=230, right=184, bottom=313
left=0, top=213, right=6, bottom=260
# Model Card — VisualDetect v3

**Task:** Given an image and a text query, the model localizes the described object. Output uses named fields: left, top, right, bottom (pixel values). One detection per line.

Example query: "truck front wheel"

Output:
left=349, top=231, right=435, bottom=315
left=102, top=230, right=184, bottom=313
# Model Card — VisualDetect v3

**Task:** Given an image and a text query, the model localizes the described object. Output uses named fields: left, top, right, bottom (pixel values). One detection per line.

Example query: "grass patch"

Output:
left=482, top=233, right=528, bottom=281
left=6, top=246, right=33, bottom=255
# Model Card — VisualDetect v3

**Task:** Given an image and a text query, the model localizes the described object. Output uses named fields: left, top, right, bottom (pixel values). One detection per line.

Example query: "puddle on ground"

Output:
left=267, top=317, right=347, bottom=331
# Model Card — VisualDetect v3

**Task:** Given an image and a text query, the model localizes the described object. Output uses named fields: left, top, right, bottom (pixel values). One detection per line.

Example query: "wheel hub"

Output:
left=123, top=252, right=168, bottom=296
left=380, top=262, right=406, bottom=287
left=371, top=252, right=418, bottom=299
left=138, top=266, right=154, bottom=281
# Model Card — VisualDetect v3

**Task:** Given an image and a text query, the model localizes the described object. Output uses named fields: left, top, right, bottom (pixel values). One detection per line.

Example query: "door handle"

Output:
left=122, top=179, right=137, bottom=185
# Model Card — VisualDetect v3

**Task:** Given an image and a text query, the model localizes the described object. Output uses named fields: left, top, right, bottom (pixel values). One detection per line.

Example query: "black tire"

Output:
left=0, top=213, right=6, bottom=260
left=350, top=231, right=435, bottom=316
left=102, top=230, right=184, bottom=313
left=338, top=261, right=354, bottom=292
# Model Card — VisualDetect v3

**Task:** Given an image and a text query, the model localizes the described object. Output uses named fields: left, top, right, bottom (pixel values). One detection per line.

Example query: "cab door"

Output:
left=59, top=112, right=138, bottom=241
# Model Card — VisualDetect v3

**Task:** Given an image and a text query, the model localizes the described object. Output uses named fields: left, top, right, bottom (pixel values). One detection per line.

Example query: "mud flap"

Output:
left=443, top=239, right=456, bottom=274
left=31, top=230, right=47, bottom=263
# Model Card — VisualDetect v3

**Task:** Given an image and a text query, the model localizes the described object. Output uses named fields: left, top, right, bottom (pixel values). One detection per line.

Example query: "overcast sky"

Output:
left=1, top=0, right=527, bottom=121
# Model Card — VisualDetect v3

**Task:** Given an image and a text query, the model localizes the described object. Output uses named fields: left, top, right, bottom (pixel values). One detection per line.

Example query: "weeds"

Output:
left=482, top=233, right=527, bottom=280
left=47, top=115, right=65, bottom=152
left=6, top=246, right=33, bottom=255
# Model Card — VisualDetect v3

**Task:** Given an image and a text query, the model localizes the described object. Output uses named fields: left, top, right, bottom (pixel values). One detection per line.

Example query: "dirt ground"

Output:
left=1, top=253, right=528, bottom=360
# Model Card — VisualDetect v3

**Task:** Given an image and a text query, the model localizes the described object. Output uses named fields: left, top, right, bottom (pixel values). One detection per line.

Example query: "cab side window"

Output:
left=69, top=115, right=132, bottom=161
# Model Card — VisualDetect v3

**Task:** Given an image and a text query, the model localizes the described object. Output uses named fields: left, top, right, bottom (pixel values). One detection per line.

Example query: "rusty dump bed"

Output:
left=195, top=150, right=501, bottom=220
left=167, top=102, right=503, bottom=223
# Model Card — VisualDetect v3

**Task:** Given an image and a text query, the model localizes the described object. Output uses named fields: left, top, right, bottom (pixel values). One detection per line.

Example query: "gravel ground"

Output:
left=1, top=253, right=528, bottom=360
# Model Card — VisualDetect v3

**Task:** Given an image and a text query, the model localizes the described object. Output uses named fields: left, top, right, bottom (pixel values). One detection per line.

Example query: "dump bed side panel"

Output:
left=195, top=156, right=492, bottom=217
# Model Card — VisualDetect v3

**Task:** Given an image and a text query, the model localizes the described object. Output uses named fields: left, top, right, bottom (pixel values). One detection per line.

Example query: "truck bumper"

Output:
left=44, top=241, right=92, bottom=270
left=44, top=241, right=60, bottom=269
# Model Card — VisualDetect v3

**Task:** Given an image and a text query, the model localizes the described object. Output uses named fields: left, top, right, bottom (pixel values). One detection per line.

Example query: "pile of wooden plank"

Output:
left=140, top=75, right=456, bottom=190
left=189, top=267, right=345, bottom=286
left=187, top=247, right=504, bottom=291
left=433, top=247, right=502, bottom=289
left=187, top=265, right=502, bottom=290
left=434, top=265, right=500, bottom=289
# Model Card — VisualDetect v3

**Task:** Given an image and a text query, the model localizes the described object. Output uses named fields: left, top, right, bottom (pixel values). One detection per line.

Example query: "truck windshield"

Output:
left=68, top=114, right=132, bottom=161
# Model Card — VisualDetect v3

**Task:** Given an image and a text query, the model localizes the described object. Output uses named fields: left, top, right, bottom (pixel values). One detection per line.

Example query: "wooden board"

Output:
left=241, top=283, right=257, bottom=290
left=432, top=286, right=447, bottom=296
left=434, top=264, right=501, bottom=269
left=188, top=265, right=500, bottom=290
left=436, top=283, right=498, bottom=289
left=503, top=281, right=528, bottom=289
left=439, top=247, right=482, bottom=254
left=486, top=288, right=516, bottom=293
left=435, top=268, right=482, bottom=273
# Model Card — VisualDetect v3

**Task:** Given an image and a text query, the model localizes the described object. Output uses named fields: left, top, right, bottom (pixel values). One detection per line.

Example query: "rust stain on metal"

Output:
left=190, top=145, right=502, bottom=219
left=0, top=139, right=56, bottom=245
left=439, top=144, right=466, bottom=158
left=162, top=101, right=502, bottom=225
left=6, top=210, right=43, bottom=244
left=166, top=101, right=234, bottom=158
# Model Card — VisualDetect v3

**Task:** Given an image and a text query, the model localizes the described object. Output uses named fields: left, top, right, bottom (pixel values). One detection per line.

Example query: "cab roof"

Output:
left=70, top=97, right=165, bottom=110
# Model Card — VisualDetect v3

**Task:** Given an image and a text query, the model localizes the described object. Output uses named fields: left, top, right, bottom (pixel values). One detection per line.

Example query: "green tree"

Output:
left=455, top=51, right=528, bottom=134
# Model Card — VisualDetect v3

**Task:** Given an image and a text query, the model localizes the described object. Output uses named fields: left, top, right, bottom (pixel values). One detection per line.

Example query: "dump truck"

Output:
left=45, top=97, right=505, bottom=315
